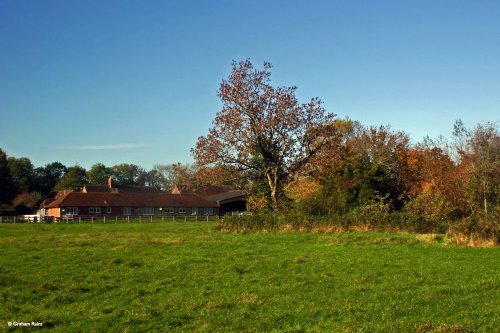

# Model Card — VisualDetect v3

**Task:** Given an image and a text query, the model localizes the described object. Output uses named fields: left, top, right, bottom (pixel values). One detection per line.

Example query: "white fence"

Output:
left=0, top=215, right=219, bottom=224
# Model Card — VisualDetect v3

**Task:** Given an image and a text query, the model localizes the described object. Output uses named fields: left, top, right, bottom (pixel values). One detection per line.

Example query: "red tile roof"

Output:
left=45, top=192, right=218, bottom=208
left=82, top=185, right=110, bottom=193
left=39, top=198, right=56, bottom=209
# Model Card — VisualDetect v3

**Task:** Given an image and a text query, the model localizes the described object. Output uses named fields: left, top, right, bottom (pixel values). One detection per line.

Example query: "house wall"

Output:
left=48, top=208, right=61, bottom=218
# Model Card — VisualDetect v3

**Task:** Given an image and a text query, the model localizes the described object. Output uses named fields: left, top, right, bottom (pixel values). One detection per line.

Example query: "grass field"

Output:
left=0, top=222, right=498, bottom=332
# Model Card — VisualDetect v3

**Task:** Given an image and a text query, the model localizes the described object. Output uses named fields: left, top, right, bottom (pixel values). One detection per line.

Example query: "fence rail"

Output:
left=0, top=215, right=219, bottom=224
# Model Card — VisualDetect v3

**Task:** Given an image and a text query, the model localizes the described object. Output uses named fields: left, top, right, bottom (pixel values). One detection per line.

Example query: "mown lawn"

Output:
left=0, top=222, right=498, bottom=332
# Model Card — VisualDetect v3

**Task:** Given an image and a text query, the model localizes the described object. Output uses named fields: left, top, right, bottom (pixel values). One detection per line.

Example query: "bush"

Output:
left=216, top=210, right=446, bottom=234
left=217, top=202, right=499, bottom=246
left=448, top=213, right=500, bottom=246
left=404, top=190, right=456, bottom=221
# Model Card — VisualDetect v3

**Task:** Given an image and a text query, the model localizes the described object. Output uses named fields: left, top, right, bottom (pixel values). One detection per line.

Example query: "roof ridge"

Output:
left=53, top=191, right=72, bottom=206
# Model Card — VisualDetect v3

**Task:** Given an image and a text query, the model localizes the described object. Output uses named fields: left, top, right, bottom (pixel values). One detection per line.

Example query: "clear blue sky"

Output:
left=1, top=0, right=499, bottom=170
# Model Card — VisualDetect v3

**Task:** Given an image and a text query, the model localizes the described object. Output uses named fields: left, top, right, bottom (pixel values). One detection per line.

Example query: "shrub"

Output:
left=216, top=210, right=446, bottom=234
left=448, top=212, right=500, bottom=246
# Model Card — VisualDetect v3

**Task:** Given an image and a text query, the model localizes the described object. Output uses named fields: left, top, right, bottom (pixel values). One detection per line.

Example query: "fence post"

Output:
left=127, top=216, right=130, bottom=223
left=116, top=216, right=118, bottom=224
left=91, top=216, right=94, bottom=224
left=79, top=216, right=81, bottom=223
left=104, top=216, right=106, bottom=224
left=184, top=216, right=187, bottom=222
left=150, top=216, right=153, bottom=223
left=162, top=216, right=164, bottom=222
left=14, top=216, right=16, bottom=224
left=172, top=216, right=175, bottom=222
left=139, top=216, right=141, bottom=223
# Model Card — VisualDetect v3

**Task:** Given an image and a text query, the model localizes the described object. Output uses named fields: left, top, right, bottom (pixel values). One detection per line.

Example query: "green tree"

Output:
left=53, top=165, right=88, bottom=191
left=303, top=120, right=412, bottom=214
left=8, top=157, right=34, bottom=193
left=111, top=163, right=144, bottom=186
left=87, top=163, right=112, bottom=185
left=0, top=149, right=16, bottom=204
left=33, top=162, right=67, bottom=194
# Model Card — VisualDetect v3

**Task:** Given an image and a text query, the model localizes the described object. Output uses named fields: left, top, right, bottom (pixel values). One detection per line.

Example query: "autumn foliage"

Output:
left=193, top=60, right=498, bottom=243
left=0, top=60, right=497, bottom=244
left=193, top=60, right=335, bottom=210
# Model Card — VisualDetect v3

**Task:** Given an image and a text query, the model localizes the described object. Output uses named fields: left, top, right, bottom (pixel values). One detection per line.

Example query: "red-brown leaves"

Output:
left=192, top=60, right=335, bottom=209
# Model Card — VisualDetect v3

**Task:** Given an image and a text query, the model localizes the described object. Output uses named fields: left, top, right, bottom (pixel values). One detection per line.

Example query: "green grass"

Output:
left=0, top=222, right=498, bottom=332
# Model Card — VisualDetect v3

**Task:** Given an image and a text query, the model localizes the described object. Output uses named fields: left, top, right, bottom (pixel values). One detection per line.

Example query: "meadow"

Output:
left=0, top=221, right=498, bottom=332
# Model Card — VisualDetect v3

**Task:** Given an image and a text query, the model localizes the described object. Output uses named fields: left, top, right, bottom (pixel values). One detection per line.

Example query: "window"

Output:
left=204, top=208, right=214, bottom=215
left=107, top=207, right=112, bottom=214
left=89, top=207, right=101, bottom=214
left=65, top=207, right=78, bottom=215
left=178, top=208, right=186, bottom=214
left=123, top=207, right=131, bottom=216
left=143, top=207, right=154, bottom=215
left=165, top=208, right=174, bottom=214
left=191, top=208, right=198, bottom=215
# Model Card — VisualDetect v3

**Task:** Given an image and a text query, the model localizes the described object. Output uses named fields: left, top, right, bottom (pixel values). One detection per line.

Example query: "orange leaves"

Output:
left=285, top=176, right=320, bottom=201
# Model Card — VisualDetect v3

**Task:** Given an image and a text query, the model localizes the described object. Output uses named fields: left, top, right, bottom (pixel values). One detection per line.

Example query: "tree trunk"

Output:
left=483, top=180, right=488, bottom=221
left=266, top=170, right=279, bottom=211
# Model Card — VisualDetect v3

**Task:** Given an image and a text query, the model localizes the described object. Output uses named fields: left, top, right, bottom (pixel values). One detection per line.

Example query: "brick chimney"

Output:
left=108, top=176, right=113, bottom=189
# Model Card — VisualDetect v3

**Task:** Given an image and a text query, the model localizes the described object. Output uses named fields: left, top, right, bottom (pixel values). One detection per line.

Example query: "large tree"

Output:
left=110, top=163, right=145, bottom=186
left=53, top=165, right=88, bottom=192
left=193, top=60, right=335, bottom=209
left=87, top=163, right=112, bottom=185
left=149, top=163, right=198, bottom=191
left=454, top=120, right=499, bottom=218
left=7, top=157, right=34, bottom=193
left=33, top=162, right=67, bottom=194
left=0, top=149, right=15, bottom=204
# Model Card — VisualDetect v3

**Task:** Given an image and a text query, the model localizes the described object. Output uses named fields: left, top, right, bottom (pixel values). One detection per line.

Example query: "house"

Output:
left=44, top=191, right=219, bottom=218
left=172, top=184, right=247, bottom=215
left=38, top=190, right=73, bottom=218
left=42, top=177, right=219, bottom=218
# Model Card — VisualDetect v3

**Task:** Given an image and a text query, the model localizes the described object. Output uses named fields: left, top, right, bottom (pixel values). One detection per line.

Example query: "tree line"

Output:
left=193, top=60, right=499, bottom=236
left=0, top=155, right=225, bottom=215
left=1, top=60, right=498, bottom=237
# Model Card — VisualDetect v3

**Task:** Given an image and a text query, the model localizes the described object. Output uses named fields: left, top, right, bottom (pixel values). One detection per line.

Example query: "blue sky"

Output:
left=1, top=0, right=499, bottom=170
